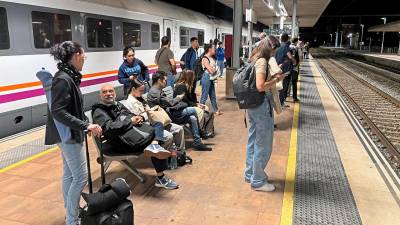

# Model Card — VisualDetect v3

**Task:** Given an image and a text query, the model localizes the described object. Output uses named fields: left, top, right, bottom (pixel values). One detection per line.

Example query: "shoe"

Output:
left=274, top=124, right=277, bottom=129
left=144, top=144, right=171, bottom=159
left=201, top=132, right=215, bottom=139
left=252, top=182, right=275, bottom=192
left=215, top=111, right=224, bottom=116
left=155, top=176, right=179, bottom=190
left=245, top=178, right=250, bottom=183
left=192, top=143, right=212, bottom=151
left=293, top=98, right=300, bottom=103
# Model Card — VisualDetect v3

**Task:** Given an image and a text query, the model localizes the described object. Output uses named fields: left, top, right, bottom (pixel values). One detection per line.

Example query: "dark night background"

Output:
left=160, top=0, right=400, bottom=48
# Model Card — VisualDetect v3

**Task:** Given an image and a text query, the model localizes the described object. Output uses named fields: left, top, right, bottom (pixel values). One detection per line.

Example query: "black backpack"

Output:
left=232, top=61, right=265, bottom=109
left=193, top=54, right=209, bottom=81
left=80, top=179, right=134, bottom=225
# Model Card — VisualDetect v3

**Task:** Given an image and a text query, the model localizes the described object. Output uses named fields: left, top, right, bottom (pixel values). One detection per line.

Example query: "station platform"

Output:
left=0, top=57, right=399, bottom=225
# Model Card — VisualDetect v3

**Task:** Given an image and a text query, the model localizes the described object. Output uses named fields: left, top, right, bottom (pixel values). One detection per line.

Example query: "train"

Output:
left=0, top=0, right=260, bottom=138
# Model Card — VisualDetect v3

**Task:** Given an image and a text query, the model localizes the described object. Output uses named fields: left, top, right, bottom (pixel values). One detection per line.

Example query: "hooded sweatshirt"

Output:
left=118, top=59, right=149, bottom=88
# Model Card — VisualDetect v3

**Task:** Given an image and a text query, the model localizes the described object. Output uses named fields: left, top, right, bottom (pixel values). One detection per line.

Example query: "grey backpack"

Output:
left=232, top=61, right=265, bottom=109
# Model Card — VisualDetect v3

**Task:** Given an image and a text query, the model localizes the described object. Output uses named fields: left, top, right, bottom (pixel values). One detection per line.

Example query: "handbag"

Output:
left=147, top=105, right=172, bottom=126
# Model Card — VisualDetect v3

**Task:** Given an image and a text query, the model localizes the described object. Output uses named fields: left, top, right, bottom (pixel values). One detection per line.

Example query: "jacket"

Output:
left=174, top=84, right=196, bottom=107
left=184, top=48, right=197, bottom=70
left=118, top=59, right=149, bottom=86
left=45, top=70, right=89, bottom=145
left=92, top=101, right=154, bottom=152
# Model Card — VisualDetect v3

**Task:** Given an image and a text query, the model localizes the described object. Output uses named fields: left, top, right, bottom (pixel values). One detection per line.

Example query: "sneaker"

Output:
left=252, top=182, right=275, bottom=192
left=155, top=176, right=179, bottom=190
left=293, top=98, right=300, bottom=103
left=192, top=143, right=212, bottom=151
left=144, top=144, right=171, bottom=159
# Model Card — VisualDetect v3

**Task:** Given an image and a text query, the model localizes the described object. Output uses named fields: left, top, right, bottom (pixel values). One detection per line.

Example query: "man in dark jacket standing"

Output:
left=92, top=84, right=179, bottom=190
left=183, top=37, right=199, bottom=101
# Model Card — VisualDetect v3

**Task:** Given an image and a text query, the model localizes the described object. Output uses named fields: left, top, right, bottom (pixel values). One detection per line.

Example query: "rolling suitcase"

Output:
left=80, top=132, right=134, bottom=225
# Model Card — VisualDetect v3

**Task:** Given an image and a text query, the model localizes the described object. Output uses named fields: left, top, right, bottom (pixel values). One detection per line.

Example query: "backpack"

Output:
left=232, top=61, right=265, bottom=109
left=193, top=54, right=209, bottom=81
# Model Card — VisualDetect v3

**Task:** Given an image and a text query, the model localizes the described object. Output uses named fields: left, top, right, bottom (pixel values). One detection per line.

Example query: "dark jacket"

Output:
left=147, top=86, right=189, bottom=124
left=184, top=48, right=197, bottom=70
left=174, top=83, right=196, bottom=107
left=92, top=101, right=154, bottom=152
left=45, top=70, right=88, bottom=145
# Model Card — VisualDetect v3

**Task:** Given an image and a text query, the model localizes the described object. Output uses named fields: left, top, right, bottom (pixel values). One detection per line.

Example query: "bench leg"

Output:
left=120, top=160, right=146, bottom=183
left=104, top=161, right=111, bottom=172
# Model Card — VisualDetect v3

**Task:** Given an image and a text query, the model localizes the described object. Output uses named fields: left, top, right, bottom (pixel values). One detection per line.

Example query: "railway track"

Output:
left=313, top=55, right=400, bottom=174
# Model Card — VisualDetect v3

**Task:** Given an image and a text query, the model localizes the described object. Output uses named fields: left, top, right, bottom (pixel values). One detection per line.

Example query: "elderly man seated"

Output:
left=92, top=84, right=179, bottom=189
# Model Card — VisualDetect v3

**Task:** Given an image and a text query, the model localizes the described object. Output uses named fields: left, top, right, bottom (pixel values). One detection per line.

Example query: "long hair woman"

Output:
left=200, top=44, right=223, bottom=116
left=47, top=41, right=102, bottom=225
left=244, top=36, right=284, bottom=192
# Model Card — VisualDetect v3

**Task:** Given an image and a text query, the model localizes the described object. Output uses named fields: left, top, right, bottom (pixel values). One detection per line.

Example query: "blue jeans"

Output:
left=167, top=72, right=175, bottom=88
left=181, top=107, right=201, bottom=145
left=152, top=122, right=165, bottom=142
left=59, top=142, right=88, bottom=225
left=244, top=93, right=274, bottom=188
left=217, top=60, right=224, bottom=77
left=200, top=72, right=218, bottom=112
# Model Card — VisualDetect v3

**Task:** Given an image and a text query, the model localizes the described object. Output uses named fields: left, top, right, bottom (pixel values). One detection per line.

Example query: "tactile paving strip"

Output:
left=0, top=138, right=55, bottom=169
left=294, top=59, right=363, bottom=225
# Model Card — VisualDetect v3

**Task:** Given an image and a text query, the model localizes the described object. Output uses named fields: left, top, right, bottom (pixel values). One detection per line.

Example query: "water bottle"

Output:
left=169, top=144, right=178, bottom=170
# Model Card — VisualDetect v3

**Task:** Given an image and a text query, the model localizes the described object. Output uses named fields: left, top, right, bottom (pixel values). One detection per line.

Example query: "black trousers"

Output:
left=291, top=70, right=299, bottom=100
left=151, top=157, right=168, bottom=173
left=279, top=74, right=292, bottom=105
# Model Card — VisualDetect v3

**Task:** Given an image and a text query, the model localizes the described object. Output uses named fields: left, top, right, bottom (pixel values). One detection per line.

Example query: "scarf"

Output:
left=57, top=62, right=83, bottom=85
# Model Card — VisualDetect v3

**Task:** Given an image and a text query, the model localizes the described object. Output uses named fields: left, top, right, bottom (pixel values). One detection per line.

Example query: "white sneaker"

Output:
left=144, top=144, right=171, bottom=159
left=252, top=182, right=275, bottom=192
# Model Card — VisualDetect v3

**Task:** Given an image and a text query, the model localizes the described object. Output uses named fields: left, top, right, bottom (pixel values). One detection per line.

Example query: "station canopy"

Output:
left=369, top=20, right=400, bottom=32
left=217, top=0, right=330, bottom=27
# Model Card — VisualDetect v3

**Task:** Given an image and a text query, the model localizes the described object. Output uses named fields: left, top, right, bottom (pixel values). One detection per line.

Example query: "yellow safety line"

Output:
left=0, top=146, right=59, bottom=173
left=280, top=77, right=301, bottom=225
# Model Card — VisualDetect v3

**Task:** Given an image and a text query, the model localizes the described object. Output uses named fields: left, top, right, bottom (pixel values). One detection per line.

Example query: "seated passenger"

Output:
left=175, top=70, right=215, bottom=139
left=147, top=71, right=212, bottom=151
left=125, top=79, right=185, bottom=151
left=92, top=84, right=179, bottom=189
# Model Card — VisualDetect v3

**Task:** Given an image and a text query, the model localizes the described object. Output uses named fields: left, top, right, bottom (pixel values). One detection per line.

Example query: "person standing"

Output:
left=275, top=33, right=296, bottom=107
left=47, top=41, right=102, bottom=225
left=200, top=44, right=223, bottom=116
left=155, top=36, right=176, bottom=87
left=245, top=36, right=285, bottom=192
left=183, top=37, right=199, bottom=101
left=118, top=45, right=149, bottom=97
left=290, top=38, right=300, bottom=102
left=216, top=42, right=225, bottom=78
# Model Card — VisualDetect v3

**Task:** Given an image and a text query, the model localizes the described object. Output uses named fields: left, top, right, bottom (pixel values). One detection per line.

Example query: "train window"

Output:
left=86, top=18, right=113, bottom=48
left=123, top=22, right=141, bottom=47
left=0, top=7, right=10, bottom=50
left=31, top=11, right=71, bottom=49
left=180, top=27, right=189, bottom=47
left=198, top=30, right=204, bottom=46
left=166, top=28, right=171, bottom=41
left=151, top=24, right=160, bottom=43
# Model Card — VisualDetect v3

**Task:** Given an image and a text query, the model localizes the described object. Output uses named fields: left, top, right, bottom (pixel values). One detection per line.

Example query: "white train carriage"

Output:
left=0, top=0, right=259, bottom=138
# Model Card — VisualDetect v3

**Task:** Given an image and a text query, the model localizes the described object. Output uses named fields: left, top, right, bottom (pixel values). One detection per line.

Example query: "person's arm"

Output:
left=117, top=66, right=131, bottom=85
left=202, top=57, right=216, bottom=74
left=92, top=107, right=133, bottom=136
left=168, top=50, right=176, bottom=74
left=51, top=78, right=89, bottom=131
left=138, top=60, right=149, bottom=82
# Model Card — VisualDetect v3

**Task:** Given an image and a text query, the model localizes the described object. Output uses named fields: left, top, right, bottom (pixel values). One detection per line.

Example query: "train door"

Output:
left=163, top=19, right=177, bottom=55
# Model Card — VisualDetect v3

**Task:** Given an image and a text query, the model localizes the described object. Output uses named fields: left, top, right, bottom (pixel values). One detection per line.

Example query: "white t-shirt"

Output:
left=125, top=95, right=149, bottom=121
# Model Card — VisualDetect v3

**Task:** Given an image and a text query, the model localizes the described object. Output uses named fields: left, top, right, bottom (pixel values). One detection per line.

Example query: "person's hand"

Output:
left=129, top=75, right=135, bottom=80
left=278, top=64, right=283, bottom=68
left=176, top=93, right=185, bottom=100
left=131, top=116, right=143, bottom=125
left=87, top=124, right=102, bottom=137
left=274, top=74, right=285, bottom=81
left=197, top=103, right=206, bottom=109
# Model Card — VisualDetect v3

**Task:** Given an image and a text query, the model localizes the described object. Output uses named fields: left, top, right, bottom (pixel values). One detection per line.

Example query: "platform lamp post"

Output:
left=330, top=33, right=333, bottom=46
left=398, top=32, right=400, bottom=55
left=380, top=17, right=386, bottom=54
left=360, top=24, right=364, bottom=51
left=340, top=31, right=343, bottom=48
